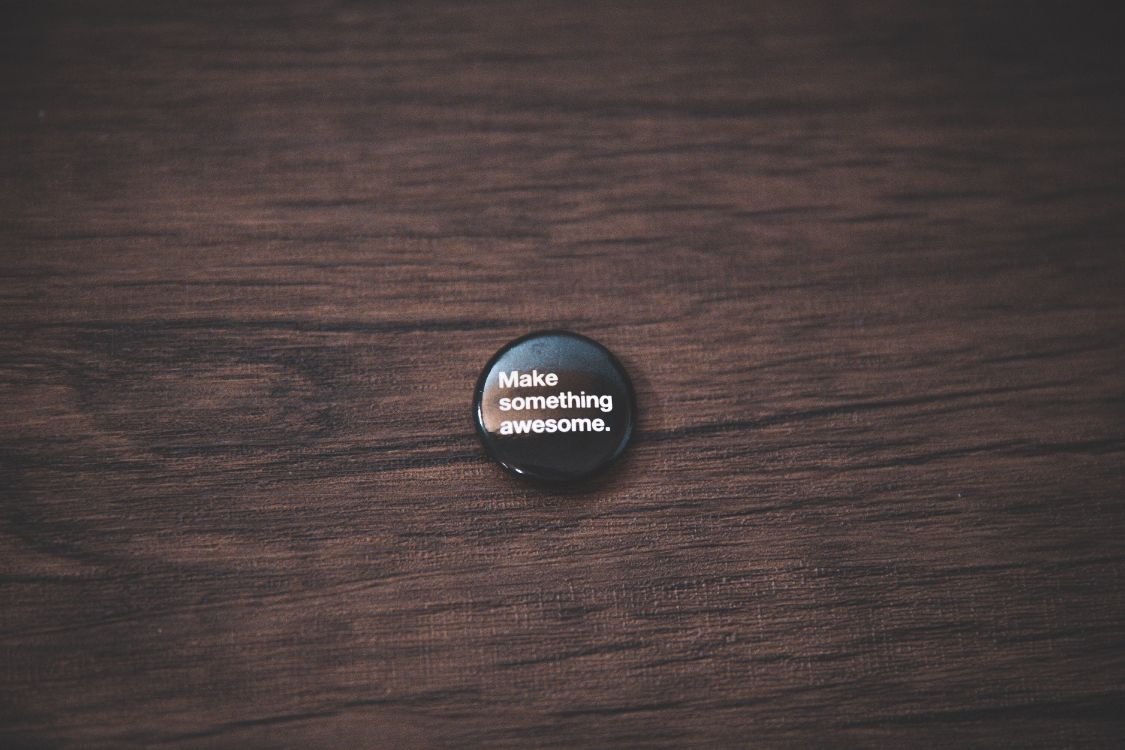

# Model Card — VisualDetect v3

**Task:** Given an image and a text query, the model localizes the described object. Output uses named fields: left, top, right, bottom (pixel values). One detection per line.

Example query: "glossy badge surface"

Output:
left=473, top=331, right=636, bottom=482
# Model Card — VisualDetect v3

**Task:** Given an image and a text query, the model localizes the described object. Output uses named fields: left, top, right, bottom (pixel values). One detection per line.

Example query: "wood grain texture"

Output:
left=2, top=1, right=1124, bottom=747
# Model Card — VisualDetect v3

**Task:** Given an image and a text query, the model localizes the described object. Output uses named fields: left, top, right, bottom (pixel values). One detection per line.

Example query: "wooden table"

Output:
left=3, top=2, right=1123, bottom=746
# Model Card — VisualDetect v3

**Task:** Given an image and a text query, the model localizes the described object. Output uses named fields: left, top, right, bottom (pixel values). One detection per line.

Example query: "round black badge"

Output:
left=473, top=331, right=636, bottom=482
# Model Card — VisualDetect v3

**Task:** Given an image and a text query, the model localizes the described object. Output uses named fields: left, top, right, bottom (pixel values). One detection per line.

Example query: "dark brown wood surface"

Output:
left=2, top=1, right=1124, bottom=747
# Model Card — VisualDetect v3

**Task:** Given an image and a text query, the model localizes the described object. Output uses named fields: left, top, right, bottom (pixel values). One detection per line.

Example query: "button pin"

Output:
left=473, top=331, right=636, bottom=481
